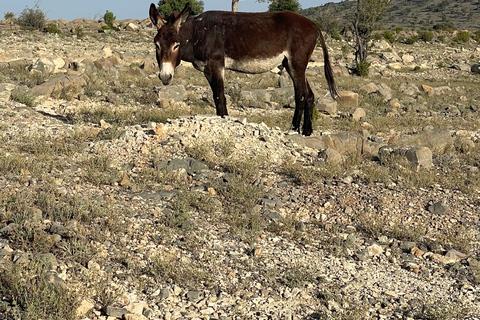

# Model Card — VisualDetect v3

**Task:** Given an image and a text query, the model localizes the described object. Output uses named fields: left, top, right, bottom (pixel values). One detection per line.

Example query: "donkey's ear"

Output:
left=149, top=3, right=164, bottom=29
left=174, top=3, right=191, bottom=31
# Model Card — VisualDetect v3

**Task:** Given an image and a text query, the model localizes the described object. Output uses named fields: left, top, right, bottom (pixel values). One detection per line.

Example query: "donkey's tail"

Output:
left=318, top=30, right=339, bottom=99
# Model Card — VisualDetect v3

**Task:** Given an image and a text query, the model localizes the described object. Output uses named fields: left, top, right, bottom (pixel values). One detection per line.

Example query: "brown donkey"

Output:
left=149, top=4, right=338, bottom=136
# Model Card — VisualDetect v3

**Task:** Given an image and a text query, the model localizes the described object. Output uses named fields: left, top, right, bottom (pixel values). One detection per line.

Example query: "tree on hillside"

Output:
left=344, top=0, right=390, bottom=76
left=156, top=0, right=204, bottom=17
left=257, top=0, right=301, bottom=13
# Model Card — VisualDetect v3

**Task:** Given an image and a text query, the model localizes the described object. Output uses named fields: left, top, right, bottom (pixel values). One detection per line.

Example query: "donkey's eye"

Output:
left=173, top=43, right=180, bottom=51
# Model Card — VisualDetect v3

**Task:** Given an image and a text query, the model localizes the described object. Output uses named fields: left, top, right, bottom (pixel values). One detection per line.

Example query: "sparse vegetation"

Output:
left=16, top=3, right=46, bottom=31
left=46, top=23, right=61, bottom=35
left=102, top=10, right=118, bottom=31
left=383, top=30, right=395, bottom=43
left=0, top=8, right=479, bottom=319
left=10, top=89, right=37, bottom=107
left=4, top=12, right=15, bottom=20
left=0, top=262, right=80, bottom=320
left=418, top=30, right=434, bottom=42
left=453, top=30, right=471, bottom=43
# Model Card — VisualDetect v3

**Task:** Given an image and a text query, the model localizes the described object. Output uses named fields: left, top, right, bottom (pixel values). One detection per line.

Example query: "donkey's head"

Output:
left=149, top=3, right=191, bottom=85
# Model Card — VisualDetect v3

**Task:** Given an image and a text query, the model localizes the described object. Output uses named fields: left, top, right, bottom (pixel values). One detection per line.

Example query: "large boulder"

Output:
left=29, top=74, right=87, bottom=98
left=29, top=58, right=56, bottom=76
left=337, top=91, right=359, bottom=107
left=378, top=145, right=433, bottom=169
left=156, top=84, right=187, bottom=103
left=396, top=129, right=454, bottom=155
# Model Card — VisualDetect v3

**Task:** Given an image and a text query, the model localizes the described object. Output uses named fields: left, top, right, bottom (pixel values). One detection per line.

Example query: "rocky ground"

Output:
left=0, top=19, right=480, bottom=320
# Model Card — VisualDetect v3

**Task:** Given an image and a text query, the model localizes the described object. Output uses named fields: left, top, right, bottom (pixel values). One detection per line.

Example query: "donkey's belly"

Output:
left=225, top=52, right=287, bottom=74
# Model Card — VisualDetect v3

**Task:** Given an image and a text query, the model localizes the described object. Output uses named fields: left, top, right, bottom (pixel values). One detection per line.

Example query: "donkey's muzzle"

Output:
left=159, top=73, right=173, bottom=85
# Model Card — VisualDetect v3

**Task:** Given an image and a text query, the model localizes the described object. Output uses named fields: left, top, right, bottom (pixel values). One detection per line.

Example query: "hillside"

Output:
left=0, top=18, right=480, bottom=320
left=301, top=0, right=480, bottom=30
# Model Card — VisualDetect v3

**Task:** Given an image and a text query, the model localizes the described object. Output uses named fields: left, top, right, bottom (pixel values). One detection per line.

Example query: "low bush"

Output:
left=418, top=30, right=434, bottom=42
left=16, top=4, right=46, bottom=31
left=4, top=12, right=15, bottom=20
left=383, top=31, right=395, bottom=43
left=46, top=23, right=61, bottom=35
left=454, top=30, right=471, bottom=43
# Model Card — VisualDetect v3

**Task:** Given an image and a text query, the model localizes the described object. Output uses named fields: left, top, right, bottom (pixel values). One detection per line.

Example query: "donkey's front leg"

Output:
left=204, top=62, right=228, bottom=117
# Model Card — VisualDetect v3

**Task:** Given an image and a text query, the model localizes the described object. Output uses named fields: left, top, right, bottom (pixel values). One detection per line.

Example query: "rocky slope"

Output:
left=0, top=22, right=480, bottom=320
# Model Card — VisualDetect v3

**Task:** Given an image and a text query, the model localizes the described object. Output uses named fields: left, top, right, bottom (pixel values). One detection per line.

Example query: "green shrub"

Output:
left=157, top=0, right=204, bottom=17
left=4, top=12, right=15, bottom=20
left=46, top=23, right=61, bottom=34
left=418, top=30, right=434, bottom=42
left=383, top=31, right=395, bottom=43
left=454, top=30, right=471, bottom=43
left=103, top=10, right=116, bottom=28
left=331, top=30, right=342, bottom=41
left=433, top=22, right=456, bottom=32
left=10, top=89, right=37, bottom=107
left=16, top=4, right=46, bottom=31
left=356, top=61, right=371, bottom=77
left=405, top=35, right=419, bottom=44
left=394, top=27, right=403, bottom=33
left=372, top=33, right=383, bottom=41
left=473, top=30, right=480, bottom=43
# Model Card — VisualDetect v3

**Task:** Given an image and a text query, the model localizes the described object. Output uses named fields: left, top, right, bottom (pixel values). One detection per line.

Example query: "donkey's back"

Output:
left=189, top=11, right=319, bottom=74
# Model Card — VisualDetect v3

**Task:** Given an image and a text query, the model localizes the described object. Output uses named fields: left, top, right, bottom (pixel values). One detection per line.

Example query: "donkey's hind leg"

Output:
left=284, top=59, right=310, bottom=135
left=302, top=80, right=315, bottom=136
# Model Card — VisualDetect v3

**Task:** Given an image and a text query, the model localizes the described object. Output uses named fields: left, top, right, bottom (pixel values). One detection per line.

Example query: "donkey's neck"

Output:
left=178, top=18, right=195, bottom=63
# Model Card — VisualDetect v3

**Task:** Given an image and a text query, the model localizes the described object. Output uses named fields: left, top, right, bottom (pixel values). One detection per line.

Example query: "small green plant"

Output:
left=16, top=3, right=46, bottom=31
left=46, top=23, right=61, bottom=35
left=331, top=30, right=342, bottom=41
left=394, top=26, right=403, bottom=33
left=356, top=61, right=371, bottom=77
left=73, top=26, right=84, bottom=38
left=217, top=175, right=265, bottom=244
left=383, top=31, right=395, bottom=43
left=102, top=10, right=118, bottom=31
left=81, top=155, right=119, bottom=186
left=473, top=30, right=480, bottom=43
left=10, top=89, right=37, bottom=107
left=4, top=12, right=15, bottom=20
left=94, top=277, right=123, bottom=314
left=149, top=254, right=215, bottom=288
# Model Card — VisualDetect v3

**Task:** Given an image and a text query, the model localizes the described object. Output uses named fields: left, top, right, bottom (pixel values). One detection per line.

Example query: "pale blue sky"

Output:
left=1, top=0, right=337, bottom=20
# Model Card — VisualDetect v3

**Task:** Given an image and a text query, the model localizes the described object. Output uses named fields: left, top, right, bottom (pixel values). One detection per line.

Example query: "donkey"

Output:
left=149, top=4, right=338, bottom=136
